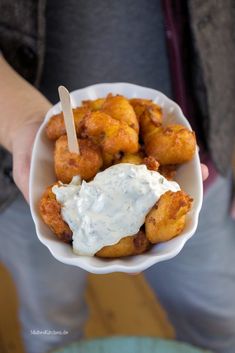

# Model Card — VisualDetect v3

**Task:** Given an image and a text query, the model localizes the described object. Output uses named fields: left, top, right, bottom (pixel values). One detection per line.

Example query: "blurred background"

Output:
left=0, top=265, right=174, bottom=353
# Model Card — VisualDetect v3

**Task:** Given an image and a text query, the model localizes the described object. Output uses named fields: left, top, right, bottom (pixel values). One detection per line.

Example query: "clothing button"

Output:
left=17, top=45, right=37, bottom=66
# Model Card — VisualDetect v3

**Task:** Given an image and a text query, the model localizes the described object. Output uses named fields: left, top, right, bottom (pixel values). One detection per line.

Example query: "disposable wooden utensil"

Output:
left=58, top=85, right=79, bottom=154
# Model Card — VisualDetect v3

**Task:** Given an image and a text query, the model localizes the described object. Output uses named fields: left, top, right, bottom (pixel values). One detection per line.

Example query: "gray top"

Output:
left=40, top=0, right=172, bottom=102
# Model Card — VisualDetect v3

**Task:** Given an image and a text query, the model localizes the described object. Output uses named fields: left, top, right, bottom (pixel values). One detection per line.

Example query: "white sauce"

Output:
left=52, top=164, right=180, bottom=256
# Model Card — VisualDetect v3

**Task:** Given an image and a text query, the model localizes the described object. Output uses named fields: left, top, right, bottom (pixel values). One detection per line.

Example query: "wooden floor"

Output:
left=0, top=263, right=174, bottom=353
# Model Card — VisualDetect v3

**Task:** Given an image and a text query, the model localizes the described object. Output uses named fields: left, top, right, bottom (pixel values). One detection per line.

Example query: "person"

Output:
left=0, top=1, right=235, bottom=353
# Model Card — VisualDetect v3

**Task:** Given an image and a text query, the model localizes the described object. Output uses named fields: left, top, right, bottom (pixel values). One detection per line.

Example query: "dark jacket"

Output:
left=0, top=0, right=235, bottom=211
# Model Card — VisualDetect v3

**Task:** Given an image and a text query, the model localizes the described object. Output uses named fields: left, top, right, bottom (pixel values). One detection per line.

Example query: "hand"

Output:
left=12, top=111, right=51, bottom=203
left=0, top=56, right=52, bottom=202
left=201, top=163, right=209, bottom=181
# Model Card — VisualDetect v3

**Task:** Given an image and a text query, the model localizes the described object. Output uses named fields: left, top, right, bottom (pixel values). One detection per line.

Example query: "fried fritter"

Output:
left=130, top=99, right=162, bottom=148
left=82, top=111, right=139, bottom=165
left=129, top=98, right=162, bottom=140
left=102, top=94, right=139, bottom=132
left=140, top=107, right=162, bottom=143
left=143, top=156, right=160, bottom=171
left=96, top=230, right=150, bottom=258
left=119, top=152, right=144, bottom=165
left=129, top=98, right=153, bottom=119
left=145, top=124, right=196, bottom=165
left=46, top=106, right=90, bottom=140
left=145, top=190, right=193, bottom=244
left=82, top=98, right=105, bottom=111
left=119, top=154, right=160, bottom=172
left=54, top=135, right=103, bottom=183
left=158, top=165, right=177, bottom=181
left=39, top=184, right=72, bottom=243
left=40, top=186, right=150, bottom=257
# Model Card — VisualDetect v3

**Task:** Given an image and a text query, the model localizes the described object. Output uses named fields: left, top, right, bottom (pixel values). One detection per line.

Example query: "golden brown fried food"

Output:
left=143, top=156, right=160, bottom=171
left=96, top=230, right=150, bottom=258
left=145, top=124, right=196, bottom=165
left=102, top=94, right=139, bottom=132
left=120, top=152, right=144, bottom=165
left=140, top=107, right=162, bottom=143
left=130, top=98, right=162, bottom=121
left=46, top=106, right=90, bottom=140
left=130, top=99, right=162, bottom=146
left=158, top=165, right=177, bottom=181
left=129, top=98, right=162, bottom=141
left=82, top=111, right=139, bottom=165
left=145, top=190, right=193, bottom=244
left=39, top=184, right=72, bottom=243
left=119, top=154, right=160, bottom=172
left=129, top=98, right=153, bottom=119
left=54, top=135, right=103, bottom=183
left=82, top=98, right=105, bottom=111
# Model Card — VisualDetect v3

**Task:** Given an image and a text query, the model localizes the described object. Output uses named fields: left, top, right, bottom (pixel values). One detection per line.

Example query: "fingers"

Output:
left=201, top=163, right=209, bottom=181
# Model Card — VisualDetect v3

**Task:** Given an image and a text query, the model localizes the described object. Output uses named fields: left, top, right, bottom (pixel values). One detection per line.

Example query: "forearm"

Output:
left=0, top=55, right=51, bottom=152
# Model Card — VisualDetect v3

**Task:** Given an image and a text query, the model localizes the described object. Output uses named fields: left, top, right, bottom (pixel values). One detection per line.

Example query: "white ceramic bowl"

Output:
left=29, top=83, right=203, bottom=274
